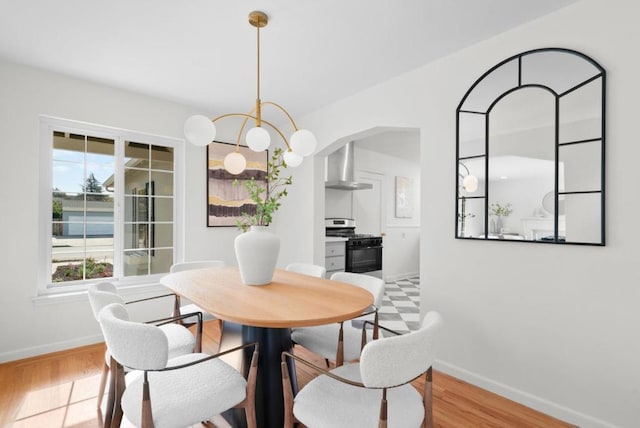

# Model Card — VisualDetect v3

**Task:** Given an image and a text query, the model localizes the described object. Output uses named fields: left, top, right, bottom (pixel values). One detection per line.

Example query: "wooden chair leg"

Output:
left=97, top=361, right=108, bottom=409
left=141, top=372, right=153, bottom=428
left=379, top=388, right=388, bottom=428
left=336, top=321, right=345, bottom=367
left=235, top=347, right=259, bottom=428
left=215, top=318, right=224, bottom=353
left=173, top=295, right=183, bottom=325
left=423, top=367, right=434, bottom=428
left=373, top=311, right=380, bottom=340
left=112, top=361, right=126, bottom=428
left=281, top=360, right=295, bottom=428
left=104, top=358, right=117, bottom=428
left=194, top=317, right=203, bottom=353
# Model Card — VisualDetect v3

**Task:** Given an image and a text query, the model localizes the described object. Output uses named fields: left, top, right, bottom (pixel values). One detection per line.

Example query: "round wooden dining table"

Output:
left=160, top=266, right=374, bottom=428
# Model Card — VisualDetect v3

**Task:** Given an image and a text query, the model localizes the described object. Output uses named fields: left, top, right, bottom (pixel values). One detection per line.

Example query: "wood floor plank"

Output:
left=0, top=320, right=574, bottom=427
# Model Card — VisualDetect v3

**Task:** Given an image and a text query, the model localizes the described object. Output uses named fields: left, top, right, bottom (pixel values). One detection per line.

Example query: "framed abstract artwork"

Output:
left=206, top=141, right=268, bottom=227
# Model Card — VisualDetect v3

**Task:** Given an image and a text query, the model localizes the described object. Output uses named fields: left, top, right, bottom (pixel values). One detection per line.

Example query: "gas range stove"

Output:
left=325, top=218, right=383, bottom=275
left=325, top=218, right=383, bottom=247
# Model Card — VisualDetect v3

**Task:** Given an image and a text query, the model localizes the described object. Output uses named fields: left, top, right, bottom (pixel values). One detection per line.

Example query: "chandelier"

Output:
left=183, top=11, right=317, bottom=174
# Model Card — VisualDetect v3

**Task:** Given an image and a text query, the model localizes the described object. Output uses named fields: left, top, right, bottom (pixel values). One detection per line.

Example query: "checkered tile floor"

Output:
left=379, top=277, right=421, bottom=334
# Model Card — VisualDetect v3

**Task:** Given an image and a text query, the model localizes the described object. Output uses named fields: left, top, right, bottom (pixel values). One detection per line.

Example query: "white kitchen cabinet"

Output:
left=325, top=240, right=346, bottom=277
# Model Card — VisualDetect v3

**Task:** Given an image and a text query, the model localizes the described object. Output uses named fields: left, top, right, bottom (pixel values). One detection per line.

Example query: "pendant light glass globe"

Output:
left=246, top=126, right=271, bottom=152
left=462, top=174, right=478, bottom=193
left=184, top=115, right=217, bottom=147
left=290, top=129, right=317, bottom=156
left=224, top=151, right=247, bottom=175
left=283, top=150, right=303, bottom=167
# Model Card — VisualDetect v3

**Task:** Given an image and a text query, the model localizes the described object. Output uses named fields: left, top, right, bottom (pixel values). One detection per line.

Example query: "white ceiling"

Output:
left=0, top=0, right=579, bottom=120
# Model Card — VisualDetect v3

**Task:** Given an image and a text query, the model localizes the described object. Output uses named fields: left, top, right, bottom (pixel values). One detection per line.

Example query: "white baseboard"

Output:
left=384, top=271, right=420, bottom=282
left=435, top=360, right=618, bottom=428
left=0, top=334, right=103, bottom=363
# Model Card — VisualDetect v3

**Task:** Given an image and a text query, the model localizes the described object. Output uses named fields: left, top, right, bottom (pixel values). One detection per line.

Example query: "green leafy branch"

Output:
left=235, top=147, right=293, bottom=232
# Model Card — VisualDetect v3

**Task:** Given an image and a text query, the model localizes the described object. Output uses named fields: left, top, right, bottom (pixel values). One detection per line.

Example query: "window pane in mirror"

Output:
left=457, top=197, right=485, bottom=238
left=558, top=140, right=602, bottom=193
left=561, top=193, right=602, bottom=244
left=489, top=87, right=555, bottom=159
left=487, top=87, right=555, bottom=242
left=559, top=77, right=602, bottom=143
left=521, top=50, right=601, bottom=94
left=460, top=58, right=518, bottom=113
left=458, top=157, right=485, bottom=198
left=459, top=112, right=486, bottom=158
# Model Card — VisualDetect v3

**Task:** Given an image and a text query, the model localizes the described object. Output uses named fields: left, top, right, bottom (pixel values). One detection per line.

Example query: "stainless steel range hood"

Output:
left=325, top=141, right=373, bottom=190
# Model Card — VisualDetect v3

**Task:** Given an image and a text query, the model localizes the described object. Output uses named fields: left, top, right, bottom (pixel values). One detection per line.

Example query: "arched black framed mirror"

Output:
left=456, top=48, right=605, bottom=245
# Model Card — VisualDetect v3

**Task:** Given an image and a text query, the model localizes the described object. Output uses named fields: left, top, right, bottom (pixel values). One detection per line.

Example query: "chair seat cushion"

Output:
left=293, top=363, right=424, bottom=428
left=122, top=353, right=247, bottom=428
left=292, top=321, right=373, bottom=362
left=158, top=323, right=195, bottom=358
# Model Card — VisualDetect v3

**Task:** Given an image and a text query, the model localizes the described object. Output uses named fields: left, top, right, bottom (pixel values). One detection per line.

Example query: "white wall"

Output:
left=303, top=1, right=640, bottom=426
left=0, top=59, right=313, bottom=362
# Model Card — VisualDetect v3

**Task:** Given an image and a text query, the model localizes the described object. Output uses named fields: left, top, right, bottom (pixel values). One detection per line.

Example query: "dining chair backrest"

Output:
left=170, top=260, right=225, bottom=273
left=329, top=272, right=385, bottom=308
left=87, top=282, right=125, bottom=321
left=285, top=262, right=326, bottom=278
left=359, top=311, right=443, bottom=388
left=99, top=303, right=169, bottom=371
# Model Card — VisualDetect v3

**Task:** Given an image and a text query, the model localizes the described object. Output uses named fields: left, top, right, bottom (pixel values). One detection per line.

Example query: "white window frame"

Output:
left=37, top=116, right=184, bottom=298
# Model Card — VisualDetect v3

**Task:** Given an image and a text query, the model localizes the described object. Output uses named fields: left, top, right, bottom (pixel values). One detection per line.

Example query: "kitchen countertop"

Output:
left=325, top=236, right=348, bottom=242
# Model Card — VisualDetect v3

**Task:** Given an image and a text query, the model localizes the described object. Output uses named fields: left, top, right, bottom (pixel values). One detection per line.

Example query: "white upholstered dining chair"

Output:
left=285, top=262, right=327, bottom=279
left=291, top=271, right=384, bottom=366
left=87, top=282, right=199, bottom=427
left=98, top=302, right=259, bottom=428
left=282, top=311, right=443, bottom=428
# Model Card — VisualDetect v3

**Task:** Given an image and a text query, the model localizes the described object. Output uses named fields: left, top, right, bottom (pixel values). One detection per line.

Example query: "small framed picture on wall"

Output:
left=395, top=176, right=413, bottom=218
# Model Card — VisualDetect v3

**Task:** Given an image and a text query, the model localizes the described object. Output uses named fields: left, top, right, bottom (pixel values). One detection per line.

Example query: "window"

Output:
left=39, top=117, right=183, bottom=293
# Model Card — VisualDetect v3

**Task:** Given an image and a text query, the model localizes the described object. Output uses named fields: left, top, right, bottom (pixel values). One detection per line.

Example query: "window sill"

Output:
left=32, top=280, right=169, bottom=306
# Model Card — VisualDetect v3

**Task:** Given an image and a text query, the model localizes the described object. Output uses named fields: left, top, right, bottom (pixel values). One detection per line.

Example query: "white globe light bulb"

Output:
left=463, top=175, right=478, bottom=193
left=184, top=115, right=216, bottom=147
left=290, top=129, right=317, bottom=157
left=283, top=150, right=303, bottom=167
left=224, top=151, right=247, bottom=175
left=246, top=127, right=271, bottom=152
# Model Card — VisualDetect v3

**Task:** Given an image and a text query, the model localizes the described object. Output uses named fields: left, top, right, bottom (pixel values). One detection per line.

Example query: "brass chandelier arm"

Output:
left=211, top=113, right=292, bottom=151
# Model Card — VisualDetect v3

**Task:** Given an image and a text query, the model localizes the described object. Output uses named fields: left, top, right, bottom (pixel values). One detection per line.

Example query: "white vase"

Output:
left=234, top=225, right=280, bottom=285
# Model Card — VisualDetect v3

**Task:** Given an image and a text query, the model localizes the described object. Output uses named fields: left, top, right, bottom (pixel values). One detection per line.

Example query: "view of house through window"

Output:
left=49, top=126, right=176, bottom=286
left=52, top=132, right=115, bottom=283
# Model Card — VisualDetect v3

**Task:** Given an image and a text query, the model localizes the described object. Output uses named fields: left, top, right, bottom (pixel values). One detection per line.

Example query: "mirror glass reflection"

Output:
left=456, top=48, right=605, bottom=245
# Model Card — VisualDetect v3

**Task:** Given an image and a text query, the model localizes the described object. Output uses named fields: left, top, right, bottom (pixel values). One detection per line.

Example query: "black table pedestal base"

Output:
left=223, top=326, right=297, bottom=428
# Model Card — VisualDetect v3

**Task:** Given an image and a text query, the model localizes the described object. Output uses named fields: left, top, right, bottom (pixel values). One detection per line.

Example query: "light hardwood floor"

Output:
left=0, top=321, right=573, bottom=427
